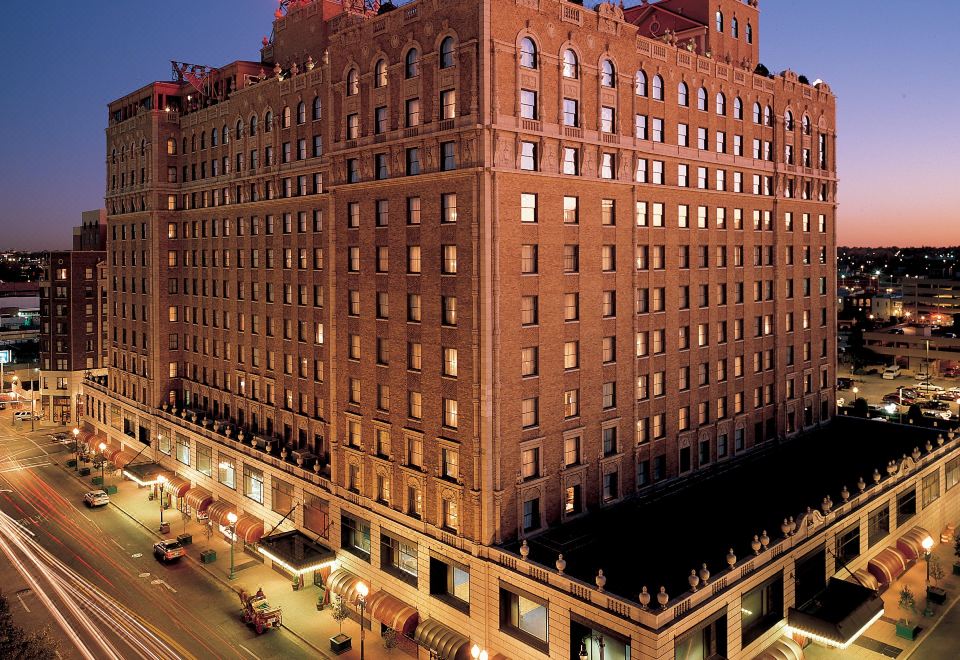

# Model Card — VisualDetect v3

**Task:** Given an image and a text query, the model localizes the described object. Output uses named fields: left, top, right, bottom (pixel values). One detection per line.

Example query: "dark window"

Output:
left=429, top=555, right=470, bottom=613
left=835, top=522, right=861, bottom=568
left=741, top=571, right=783, bottom=646
left=673, top=608, right=726, bottom=660
left=867, top=504, right=889, bottom=548
left=341, top=513, right=370, bottom=561
left=896, top=487, right=917, bottom=526
left=794, top=545, right=826, bottom=608
left=380, top=532, right=418, bottom=586
left=499, top=584, right=548, bottom=653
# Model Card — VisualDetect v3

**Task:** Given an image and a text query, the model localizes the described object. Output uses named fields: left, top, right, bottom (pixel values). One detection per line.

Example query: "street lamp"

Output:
left=98, top=442, right=107, bottom=488
left=156, top=474, right=167, bottom=530
left=30, top=367, right=38, bottom=432
left=227, top=511, right=238, bottom=580
left=922, top=536, right=934, bottom=585
left=72, top=427, right=80, bottom=469
left=471, top=644, right=489, bottom=660
left=579, top=633, right=605, bottom=660
left=356, top=581, right=369, bottom=660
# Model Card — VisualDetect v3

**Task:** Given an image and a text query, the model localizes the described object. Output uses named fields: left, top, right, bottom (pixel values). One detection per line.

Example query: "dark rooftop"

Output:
left=511, top=418, right=943, bottom=600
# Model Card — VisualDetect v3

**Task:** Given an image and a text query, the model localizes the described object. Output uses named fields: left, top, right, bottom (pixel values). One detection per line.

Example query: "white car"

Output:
left=916, top=383, right=945, bottom=393
left=14, top=411, right=40, bottom=421
left=915, top=371, right=931, bottom=381
left=882, top=366, right=902, bottom=379
left=83, top=490, right=110, bottom=507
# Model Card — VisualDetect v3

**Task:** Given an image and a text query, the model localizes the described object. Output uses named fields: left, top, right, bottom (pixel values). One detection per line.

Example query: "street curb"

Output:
left=53, top=456, right=333, bottom=659
left=900, top=589, right=960, bottom=660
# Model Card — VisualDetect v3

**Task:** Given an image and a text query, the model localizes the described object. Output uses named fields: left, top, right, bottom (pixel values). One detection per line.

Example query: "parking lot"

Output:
left=837, top=363, right=960, bottom=420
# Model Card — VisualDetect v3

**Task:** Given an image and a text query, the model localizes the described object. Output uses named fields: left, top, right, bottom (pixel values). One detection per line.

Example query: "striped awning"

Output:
left=206, top=500, right=237, bottom=527
left=163, top=475, right=192, bottom=499
left=326, top=569, right=364, bottom=605
left=112, top=450, right=139, bottom=469
left=845, top=568, right=880, bottom=592
left=184, top=487, right=214, bottom=513
left=366, top=591, right=419, bottom=635
left=896, top=526, right=931, bottom=561
left=413, top=619, right=471, bottom=660
left=867, top=547, right=907, bottom=586
left=753, top=637, right=804, bottom=660
left=102, top=447, right=122, bottom=464
left=84, top=434, right=108, bottom=453
left=234, top=514, right=264, bottom=544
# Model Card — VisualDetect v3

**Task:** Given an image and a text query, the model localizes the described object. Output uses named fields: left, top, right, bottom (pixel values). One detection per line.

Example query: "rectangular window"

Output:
left=499, top=585, right=548, bottom=651
left=429, top=556, right=470, bottom=612
left=381, top=532, right=418, bottom=585
left=243, top=465, right=264, bottom=504
left=897, top=486, right=917, bottom=525
left=947, top=456, right=960, bottom=491
left=341, top=513, right=371, bottom=560
left=836, top=522, right=861, bottom=568
left=868, top=504, right=890, bottom=548
left=922, top=472, right=940, bottom=508
left=741, top=571, right=784, bottom=646
left=196, top=443, right=212, bottom=477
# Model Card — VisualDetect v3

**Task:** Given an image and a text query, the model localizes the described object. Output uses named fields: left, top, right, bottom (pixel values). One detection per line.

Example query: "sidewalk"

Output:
left=61, top=461, right=415, bottom=660
left=804, top=535, right=960, bottom=660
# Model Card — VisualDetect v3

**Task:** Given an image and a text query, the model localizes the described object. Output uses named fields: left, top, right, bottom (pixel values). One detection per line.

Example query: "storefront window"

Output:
left=244, top=465, right=264, bottom=504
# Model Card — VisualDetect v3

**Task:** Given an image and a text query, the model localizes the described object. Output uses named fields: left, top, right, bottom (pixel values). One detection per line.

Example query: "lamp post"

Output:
left=30, top=367, right=38, bottom=432
left=156, top=474, right=167, bottom=530
left=471, top=644, right=489, bottom=660
left=72, top=427, right=80, bottom=469
left=227, top=511, right=238, bottom=580
left=356, top=581, right=369, bottom=660
left=579, top=633, right=605, bottom=660
left=98, top=442, right=107, bottom=487
left=922, top=535, right=934, bottom=585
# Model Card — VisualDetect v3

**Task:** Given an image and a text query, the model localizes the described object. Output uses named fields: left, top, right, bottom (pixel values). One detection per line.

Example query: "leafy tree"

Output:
left=907, top=404, right=924, bottom=425
left=383, top=627, right=399, bottom=654
left=330, top=596, right=349, bottom=635
left=0, top=593, right=60, bottom=659
left=898, top=585, right=916, bottom=624
left=852, top=398, right=869, bottom=418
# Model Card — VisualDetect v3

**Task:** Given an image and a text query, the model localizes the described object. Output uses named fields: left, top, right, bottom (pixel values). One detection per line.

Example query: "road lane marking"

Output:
left=238, top=644, right=261, bottom=660
left=150, top=579, right=177, bottom=593
left=131, top=553, right=142, bottom=558
left=138, top=573, right=151, bottom=578
left=16, top=591, right=31, bottom=613
left=110, top=539, right=124, bottom=550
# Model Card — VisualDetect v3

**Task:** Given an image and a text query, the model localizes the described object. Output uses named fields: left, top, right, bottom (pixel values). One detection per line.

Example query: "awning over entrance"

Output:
left=112, top=450, right=139, bottom=470
left=163, top=475, right=192, bottom=499
left=84, top=434, right=108, bottom=453
left=326, top=569, right=364, bottom=605
left=896, top=526, right=931, bottom=561
left=844, top=568, right=880, bottom=592
left=206, top=500, right=237, bottom=527
left=413, top=619, right=471, bottom=660
left=867, top=546, right=907, bottom=586
left=184, top=487, right=214, bottom=513
left=366, top=590, right=419, bottom=636
left=753, top=637, right=804, bottom=660
left=234, top=514, right=264, bottom=544
left=257, top=530, right=335, bottom=575
left=787, top=578, right=884, bottom=650
left=122, top=462, right=171, bottom=486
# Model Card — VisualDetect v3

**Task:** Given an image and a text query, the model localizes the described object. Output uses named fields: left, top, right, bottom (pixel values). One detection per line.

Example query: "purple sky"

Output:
left=1, top=0, right=958, bottom=249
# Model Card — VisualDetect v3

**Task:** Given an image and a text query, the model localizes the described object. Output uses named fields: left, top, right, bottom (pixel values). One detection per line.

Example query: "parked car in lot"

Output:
left=920, top=400, right=950, bottom=411
left=882, top=366, right=902, bottom=379
left=943, top=367, right=960, bottom=378
left=83, top=490, right=110, bottom=507
left=916, top=383, right=945, bottom=393
left=853, top=367, right=879, bottom=376
left=883, top=392, right=915, bottom=404
left=922, top=410, right=952, bottom=421
left=837, top=377, right=854, bottom=391
left=153, top=539, right=185, bottom=563
left=915, top=371, right=931, bottom=381
left=14, top=410, right=40, bottom=421
left=934, top=392, right=960, bottom=403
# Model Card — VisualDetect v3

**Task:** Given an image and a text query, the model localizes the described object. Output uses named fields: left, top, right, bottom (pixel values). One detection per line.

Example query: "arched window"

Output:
left=235, top=120, right=243, bottom=139
left=211, top=129, right=218, bottom=147
left=733, top=97, right=743, bottom=120
left=346, top=68, right=359, bottom=95
left=282, top=106, right=291, bottom=128
left=802, top=114, right=811, bottom=135
left=265, top=111, right=273, bottom=132
left=752, top=102, right=762, bottom=124
left=191, top=134, right=196, bottom=151
left=764, top=105, right=773, bottom=126
left=222, top=125, right=229, bottom=144
left=635, top=69, right=647, bottom=96
left=747, top=23, right=753, bottom=44
left=677, top=81, right=689, bottom=106
left=716, top=10, right=723, bottom=32
left=374, top=59, right=388, bottom=87
left=562, top=49, right=578, bottom=79
left=697, top=87, right=707, bottom=111
left=312, top=96, right=322, bottom=120
left=784, top=110, right=794, bottom=131
left=652, top=74, right=663, bottom=101
left=439, top=36, right=455, bottom=69
left=405, top=48, right=420, bottom=79
left=249, top=115, right=257, bottom=136
left=182, top=137, right=188, bottom=153
left=200, top=132, right=206, bottom=149
left=600, top=59, right=616, bottom=88
left=519, top=37, right=537, bottom=69
left=111, top=148, right=117, bottom=164
left=716, top=92, right=726, bottom=116
left=140, top=140, right=146, bottom=156
left=732, top=17, right=739, bottom=38
left=297, top=101, right=306, bottom=125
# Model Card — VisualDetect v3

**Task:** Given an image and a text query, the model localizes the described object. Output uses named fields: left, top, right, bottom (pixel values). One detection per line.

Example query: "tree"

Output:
left=852, top=398, right=869, bottom=418
left=929, top=555, right=946, bottom=588
left=898, top=585, right=916, bottom=624
left=907, top=403, right=924, bottom=425
left=330, top=596, right=349, bottom=635
left=383, top=627, right=399, bottom=654
left=0, top=592, right=60, bottom=659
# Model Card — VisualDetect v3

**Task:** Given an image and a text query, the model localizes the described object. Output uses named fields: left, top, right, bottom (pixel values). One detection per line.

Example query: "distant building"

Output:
left=901, top=277, right=960, bottom=325
left=870, top=293, right=903, bottom=322
left=38, top=209, right=107, bottom=424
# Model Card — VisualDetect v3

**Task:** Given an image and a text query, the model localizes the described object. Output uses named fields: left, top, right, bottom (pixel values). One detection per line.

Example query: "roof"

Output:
left=510, top=417, right=942, bottom=600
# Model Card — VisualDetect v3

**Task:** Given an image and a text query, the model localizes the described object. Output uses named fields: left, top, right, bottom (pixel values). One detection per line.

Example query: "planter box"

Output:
left=200, top=549, right=217, bottom=564
left=78, top=467, right=90, bottom=477
left=896, top=622, right=920, bottom=640
left=66, top=459, right=77, bottom=468
left=177, top=534, right=193, bottom=546
left=105, top=485, right=118, bottom=495
left=927, top=586, right=947, bottom=605
left=91, top=476, right=103, bottom=486
left=953, top=563, right=960, bottom=576
left=330, top=634, right=352, bottom=654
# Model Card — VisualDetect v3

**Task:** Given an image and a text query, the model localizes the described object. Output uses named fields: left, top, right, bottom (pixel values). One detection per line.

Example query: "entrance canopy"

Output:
left=413, top=619, right=471, bottom=660
left=366, top=590, right=418, bottom=636
left=786, top=578, right=884, bottom=649
left=257, top=530, right=335, bottom=575
left=184, top=487, right=214, bottom=513
left=122, top=462, right=172, bottom=487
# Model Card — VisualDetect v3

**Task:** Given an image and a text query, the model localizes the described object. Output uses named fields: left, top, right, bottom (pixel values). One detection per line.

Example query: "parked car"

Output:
left=920, top=401, right=950, bottom=411
left=837, top=377, right=854, bottom=391
left=882, top=366, right=902, bottom=379
left=916, top=383, right=945, bottom=393
left=883, top=393, right=913, bottom=404
left=943, top=367, right=960, bottom=378
left=915, top=371, right=931, bottom=381
left=853, top=367, right=879, bottom=376
left=934, top=392, right=960, bottom=403
left=13, top=410, right=40, bottom=421
left=0, top=402, right=6, bottom=410
left=890, top=328, right=905, bottom=335
left=922, top=410, right=952, bottom=421
left=83, top=490, right=110, bottom=507
left=153, top=539, right=185, bottom=563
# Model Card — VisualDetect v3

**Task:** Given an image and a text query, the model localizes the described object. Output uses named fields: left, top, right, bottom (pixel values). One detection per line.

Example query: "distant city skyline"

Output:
left=0, top=0, right=958, bottom=248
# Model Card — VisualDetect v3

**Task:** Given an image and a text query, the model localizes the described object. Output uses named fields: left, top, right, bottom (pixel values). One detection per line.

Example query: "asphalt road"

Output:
left=0, top=413, right=312, bottom=660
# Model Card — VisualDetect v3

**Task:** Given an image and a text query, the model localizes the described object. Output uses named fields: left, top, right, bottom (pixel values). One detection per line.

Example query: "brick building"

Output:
left=84, top=1, right=850, bottom=658
left=39, top=209, right=107, bottom=424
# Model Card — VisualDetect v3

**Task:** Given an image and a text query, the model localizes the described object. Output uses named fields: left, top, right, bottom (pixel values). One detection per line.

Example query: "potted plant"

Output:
left=329, top=596, right=351, bottom=654
left=383, top=627, right=399, bottom=655
left=954, top=536, right=960, bottom=576
left=927, top=556, right=947, bottom=605
left=896, top=586, right=920, bottom=640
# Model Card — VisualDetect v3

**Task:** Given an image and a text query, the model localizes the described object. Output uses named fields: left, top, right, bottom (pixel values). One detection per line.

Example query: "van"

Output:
left=14, top=411, right=39, bottom=421
left=882, top=366, right=901, bottom=380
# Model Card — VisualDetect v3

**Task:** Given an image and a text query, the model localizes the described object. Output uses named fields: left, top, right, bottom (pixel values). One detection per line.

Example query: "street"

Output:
left=0, top=413, right=313, bottom=660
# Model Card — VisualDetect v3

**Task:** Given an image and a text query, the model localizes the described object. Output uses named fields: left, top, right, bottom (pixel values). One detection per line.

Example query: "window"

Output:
left=440, top=142, right=456, bottom=171
left=405, top=97, right=421, bottom=127
left=440, top=89, right=457, bottom=120
left=677, top=81, right=689, bottom=106
left=922, top=472, right=940, bottom=507
left=439, top=36, right=455, bottom=68
left=519, top=37, right=537, bottom=68
left=733, top=96, right=743, bottom=120
left=868, top=504, right=889, bottom=548
left=373, top=59, right=387, bottom=88
left=562, top=49, right=578, bottom=78
left=499, top=586, right=548, bottom=651
left=563, top=98, right=579, bottom=127
left=741, top=571, right=783, bottom=646
left=405, top=48, right=419, bottom=78
left=896, top=486, right=917, bottom=525
left=600, top=59, right=615, bottom=87
left=836, top=522, right=861, bottom=568
left=342, top=513, right=371, bottom=560
left=947, top=456, right=960, bottom=491
left=218, top=457, right=236, bottom=488
left=346, top=68, right=359, bottom=95
left=520, top=193, right=537, bottom=223
left=716, top=10, right=723, bottom=32
left=716, top=92, right=726, bottom=116
left=521, top=397, right=538, bottom=428
left=600, top=106, right=614, bottom=133
left=519, top=141, right=537, bottom=171
left=652, top=74, right=663, bottom=100
left=196, top=443, right=212, bottom=477
left=563, top=147, right=579, bottom=175
left=312, top=95, right=322, bottom=120
left=430, top=556, right=470, bottom=611
left=697, top=87, right=707, bottom=111
left=381, top=532, right=418, bottom=585
left=243, top=465, right=264, bottom=504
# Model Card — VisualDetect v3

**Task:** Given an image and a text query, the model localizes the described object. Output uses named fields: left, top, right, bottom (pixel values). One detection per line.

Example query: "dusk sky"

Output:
left=0, top=0, right=957, bottom=249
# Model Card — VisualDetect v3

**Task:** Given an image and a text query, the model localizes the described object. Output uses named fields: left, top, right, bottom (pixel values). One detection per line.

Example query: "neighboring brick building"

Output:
left=39, top=209, right=107, bottom=424
left=85, top=1, right=844, bottom=657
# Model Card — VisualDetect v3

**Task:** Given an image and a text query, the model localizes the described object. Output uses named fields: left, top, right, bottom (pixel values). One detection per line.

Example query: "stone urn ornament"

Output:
left=751, top=535, right=761, bottom=555
left=726, top=548, right=737, bottom=568
left=857, top=476, right=866, bottom=493
left=760, top=530, right=770, bottom=550
left=688, top=570, right=700, bottom=592
left=596, top=570, right=606, bottom=592
left=841, top=485, right=850, bottom=502
left=225, top=426, right=233, bottom=437
left=281, top=447, right=288, bottom=460
left=519, top=539, right=530, bottom=560
left=313, top=460, right=321, bottom=473
left=639, top=586, right=651, bottom=610
left=238, top=430, right=245, bottom=442
left=657, top=587, right=669, bottom=609
left=556, top=554, right=566, bottom=574
left=698, top=563, right=710, bottom=584
left=297, top=455, right=304, bottom=467
left=306, top=55, right=315, bottom=71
